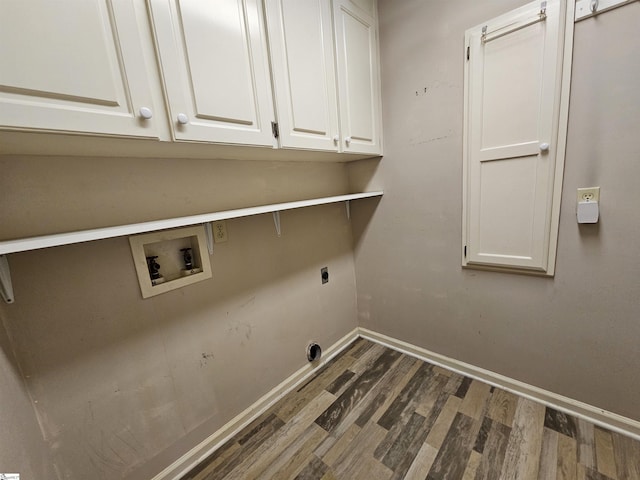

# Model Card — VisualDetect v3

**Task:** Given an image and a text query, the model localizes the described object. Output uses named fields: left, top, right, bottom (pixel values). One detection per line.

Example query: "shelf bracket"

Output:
left=272, top=211, right=282, bottom=237
left=345, top=200, right=351, bottom=220
left=0, top=255, right=15, bottom=304
left=203, top=222, right=214, bottom=255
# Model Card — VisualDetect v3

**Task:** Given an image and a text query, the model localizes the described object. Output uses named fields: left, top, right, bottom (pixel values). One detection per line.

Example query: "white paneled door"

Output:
left=149, top=0, right=275, bottom=145
left=265, top=0, right=340, bottom=151
left=0, top=0, right=159, bottom=137
left=463, top=0, right=572, bottom=274
left=333, top=0, right=382, bottom=155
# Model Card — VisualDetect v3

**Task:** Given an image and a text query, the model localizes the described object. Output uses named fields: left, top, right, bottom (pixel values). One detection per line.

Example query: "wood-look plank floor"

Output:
left=181, top=339, right=640, bottom=480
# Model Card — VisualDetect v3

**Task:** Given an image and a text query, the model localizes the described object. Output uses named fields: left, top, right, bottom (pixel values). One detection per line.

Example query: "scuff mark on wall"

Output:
left=226, top=320, right=255, bottom=343
left=83, top=430, right=129, bottom=476
left=413, top=80, right=459, bottom=97
left=413, top=129, right=454, bottom=145
left=408, top=80, right=460, bottom=146
left=200, top=352, right=215, bottom=367
left=67, top=394, right=151, bottom=480
left=240, top=295, right=256, bottom=309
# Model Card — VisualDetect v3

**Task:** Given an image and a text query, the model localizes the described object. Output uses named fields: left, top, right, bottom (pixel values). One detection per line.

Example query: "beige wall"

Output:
left=0, top=156, right=355, bottom=239
left=0, top=315, right=56, bottom=479
left=350, top=0, right=640, bottom=421
left=0, top=157, right=359, bottom=479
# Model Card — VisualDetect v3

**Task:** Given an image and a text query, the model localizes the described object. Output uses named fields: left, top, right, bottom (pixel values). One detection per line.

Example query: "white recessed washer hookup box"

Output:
left=129, top=225, right=212, bottom=299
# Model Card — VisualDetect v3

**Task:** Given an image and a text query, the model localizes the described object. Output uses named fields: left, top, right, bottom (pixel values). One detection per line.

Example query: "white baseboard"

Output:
left=150, top=328, right=359, bottom=480
left=359, top=327, right=640, bottom=441
left=152, top=326, right=640, bottom=480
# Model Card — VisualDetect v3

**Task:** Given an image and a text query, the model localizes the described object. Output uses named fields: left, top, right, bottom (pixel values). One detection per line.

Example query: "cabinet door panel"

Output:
left=0, top=0, right=158, bottom=137
left=481, top=25, right=544, bottom=150
left=475, top=154, right=544, bottom=259
left=265, top=0, right=339, bottom=150
left=150, top=0, right=274, bottom=145
left=180, top=0, right=255, bottom=124
left=464, top=0, right=566, bottom=273
left=333, top=0, right=382, bottom=155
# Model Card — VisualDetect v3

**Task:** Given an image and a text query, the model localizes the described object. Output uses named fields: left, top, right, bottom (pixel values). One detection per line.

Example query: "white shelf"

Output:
left=0, top=191, right=383, bottom=255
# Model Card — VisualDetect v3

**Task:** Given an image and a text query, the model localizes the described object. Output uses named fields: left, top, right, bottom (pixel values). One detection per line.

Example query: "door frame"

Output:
left=461, top=0, right=575, bottom=276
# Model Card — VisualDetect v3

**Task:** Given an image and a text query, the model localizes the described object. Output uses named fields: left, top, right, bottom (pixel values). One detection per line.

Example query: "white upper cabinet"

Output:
left=0, top=0, right=159, bottom=138
left=462, top=0, right=573, bottom=275
left=148, top=0, right=276, bottom=146
left=265, top=0, right=382, bottom=155
left=0, top=0, right=383, bottom=158
left=264, top=0, right=340, bottom=151
left=333, top=0, right=383, bottom=155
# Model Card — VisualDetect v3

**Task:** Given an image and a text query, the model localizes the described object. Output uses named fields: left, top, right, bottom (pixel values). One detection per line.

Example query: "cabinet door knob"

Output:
left=177, top=113, right=189, bottom=125
left=333, top=135, right=340, bottom=143
left=539, top=142, right=550, bottom=152
left=139, top=107, right=153, bottom=119
left=345, top=136, right=352, bottom=145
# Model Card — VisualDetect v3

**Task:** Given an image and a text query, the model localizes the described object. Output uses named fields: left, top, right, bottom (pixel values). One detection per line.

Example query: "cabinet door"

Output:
left=265, top=0, right=339, bottom=151
left=0, top=0, right=158, bottom=138
left=463, top=0, right=569, bottom=274
left=333, top=0, right=382, bottom=155
left=149, top=0, right=275, bottom=146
